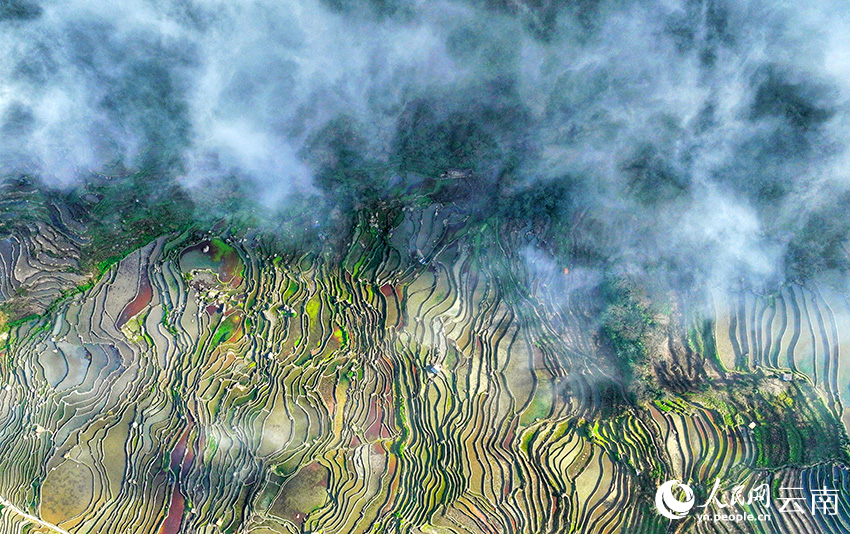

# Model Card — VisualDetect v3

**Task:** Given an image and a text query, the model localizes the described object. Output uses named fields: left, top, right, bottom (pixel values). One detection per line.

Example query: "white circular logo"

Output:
left=655, top=480, right=695, bottom=520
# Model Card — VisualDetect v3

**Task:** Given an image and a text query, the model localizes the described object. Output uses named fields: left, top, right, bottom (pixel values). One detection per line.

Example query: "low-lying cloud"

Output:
left=2, top=0, right=850, bottom=289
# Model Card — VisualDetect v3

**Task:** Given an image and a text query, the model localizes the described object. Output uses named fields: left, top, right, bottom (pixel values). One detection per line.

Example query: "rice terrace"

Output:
left=1, top=0, right=850, bottom=533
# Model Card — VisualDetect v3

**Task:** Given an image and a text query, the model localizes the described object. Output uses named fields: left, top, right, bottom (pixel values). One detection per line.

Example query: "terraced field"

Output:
left=0, top=202, right=848, bottom=533
left=714, top=286, right=850, bottom=423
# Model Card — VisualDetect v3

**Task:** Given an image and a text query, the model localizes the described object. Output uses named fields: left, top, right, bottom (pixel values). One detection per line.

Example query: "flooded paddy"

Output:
left=0, top=206, right=848, bottom=534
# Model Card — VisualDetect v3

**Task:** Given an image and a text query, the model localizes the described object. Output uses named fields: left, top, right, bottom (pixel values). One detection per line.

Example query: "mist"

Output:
left=2, top=0, right=850, bottom=291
